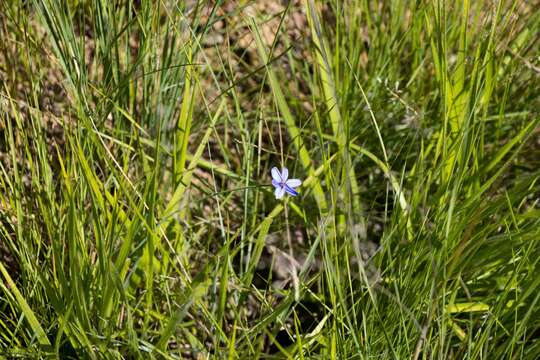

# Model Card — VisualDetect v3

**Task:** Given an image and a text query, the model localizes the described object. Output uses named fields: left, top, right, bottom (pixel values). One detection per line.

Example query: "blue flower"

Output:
left=271, top=167, right=302, bottom=199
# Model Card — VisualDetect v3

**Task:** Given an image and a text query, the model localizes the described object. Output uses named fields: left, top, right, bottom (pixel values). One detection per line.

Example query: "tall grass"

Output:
left=0, top=0, right=539, bottom=358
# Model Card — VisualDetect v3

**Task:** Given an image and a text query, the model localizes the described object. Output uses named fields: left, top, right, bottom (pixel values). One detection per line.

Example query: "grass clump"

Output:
left=0, top=0, right=539, bottom=358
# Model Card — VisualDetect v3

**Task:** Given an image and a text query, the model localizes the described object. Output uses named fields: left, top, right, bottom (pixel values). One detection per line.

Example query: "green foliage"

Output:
left=0, top=0, right=538, bottom=358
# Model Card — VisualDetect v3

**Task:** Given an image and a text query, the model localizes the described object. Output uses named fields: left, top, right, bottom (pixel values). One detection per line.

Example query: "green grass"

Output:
left=0, top=0, right=539, bottom=358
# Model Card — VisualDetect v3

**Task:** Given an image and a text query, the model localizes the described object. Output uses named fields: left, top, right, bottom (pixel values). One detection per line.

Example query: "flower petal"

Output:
left=284, top=184, right=298, bottom=196
left=272, top=179, right=281, bottom=188
left=281, top=167, right=288, bottom=181
left=285, top=179, right=301, bottom=188
left=271, top=167, right=282, bottom=182
left=274, top=186, right=286, bottom=199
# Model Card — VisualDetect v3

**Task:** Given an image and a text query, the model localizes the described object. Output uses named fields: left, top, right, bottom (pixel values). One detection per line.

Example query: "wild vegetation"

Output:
left=0, top=0, right=539, bottom=358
